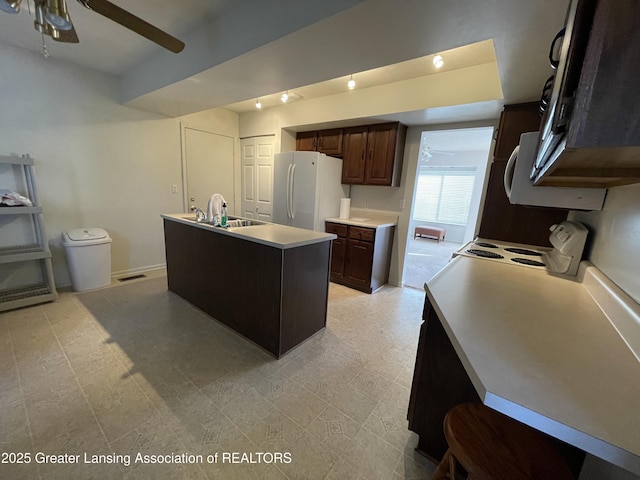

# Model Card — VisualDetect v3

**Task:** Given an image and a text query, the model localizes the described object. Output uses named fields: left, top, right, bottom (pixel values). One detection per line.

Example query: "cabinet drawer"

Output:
left=326, top=222, right=348, bottom=237
left=348, top=226, right=374, bottom=242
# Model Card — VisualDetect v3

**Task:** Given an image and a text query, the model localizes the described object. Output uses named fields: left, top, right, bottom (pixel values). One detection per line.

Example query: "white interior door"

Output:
left=184, top=127, right=234, bottom=214
left=241, top=136, right=274, bottom=221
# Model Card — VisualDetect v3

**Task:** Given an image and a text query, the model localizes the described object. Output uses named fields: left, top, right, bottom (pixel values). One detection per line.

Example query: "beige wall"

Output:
left=0, top=43, right=239, bottom=287
left=571, top=184, right=640, bottom=303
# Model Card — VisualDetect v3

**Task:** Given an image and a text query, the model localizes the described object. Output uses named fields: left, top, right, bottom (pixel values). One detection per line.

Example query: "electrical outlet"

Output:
left=171, top=184, right=178, bottom=194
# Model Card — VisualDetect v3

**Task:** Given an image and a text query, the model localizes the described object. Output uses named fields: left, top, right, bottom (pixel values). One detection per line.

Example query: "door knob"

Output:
left=190, top=197, right=195, bottom=201
left=190, top=205, right=196, bottom=211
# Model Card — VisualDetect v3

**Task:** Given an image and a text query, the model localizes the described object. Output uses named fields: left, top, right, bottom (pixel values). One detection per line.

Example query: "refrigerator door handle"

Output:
left=289, top=163, right=296, bottom=220
left=286, top=163, right=292, bottom=219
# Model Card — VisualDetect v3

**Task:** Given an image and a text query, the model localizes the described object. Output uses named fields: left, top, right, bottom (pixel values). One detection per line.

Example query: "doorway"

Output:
left=240, top=136, right=275, bottom=221
left=403, top=127, right=494, bottom=289
left=181, top=125, right=235, bottom=214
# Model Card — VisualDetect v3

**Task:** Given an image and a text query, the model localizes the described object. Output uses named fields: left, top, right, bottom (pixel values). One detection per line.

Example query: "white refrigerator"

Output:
left=273, top=151, right=349, bottom=232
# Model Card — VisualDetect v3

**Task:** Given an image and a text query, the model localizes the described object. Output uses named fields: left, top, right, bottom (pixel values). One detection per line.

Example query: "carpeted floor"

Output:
left=403, top=237, right=461, bottom=290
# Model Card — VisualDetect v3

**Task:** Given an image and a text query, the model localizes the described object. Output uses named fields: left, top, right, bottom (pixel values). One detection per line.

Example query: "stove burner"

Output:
left=504, top=247, right=543, bottom=257
left=466, top=249, right=504, bottom=259
left=474, top=242, right=499, bottom=248
left=511, top=258, right=546, bottom=267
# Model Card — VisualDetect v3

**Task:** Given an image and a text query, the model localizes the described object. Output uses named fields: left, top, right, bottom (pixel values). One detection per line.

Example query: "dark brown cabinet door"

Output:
left=493, top=102, right=542, bottom=160
left=478, top=160, right=567, bottom=246
left=478, top=103, right=567, bottom=247
left=296, top=131, right=317, bottom=151
left=344, top=239, right=374, bottom=288
left=342, top=126, right=368, bottom=184
left=330, top=237, right=346, bottom=280
left=317, top=128, right=344, bottom=156
left=364, top=123, right=398, bottom=185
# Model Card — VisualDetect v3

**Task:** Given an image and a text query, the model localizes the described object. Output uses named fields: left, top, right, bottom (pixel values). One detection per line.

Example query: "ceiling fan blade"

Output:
left=53, top=24, right=80, bottom=43
left=77, top=0, right=184, bottom=53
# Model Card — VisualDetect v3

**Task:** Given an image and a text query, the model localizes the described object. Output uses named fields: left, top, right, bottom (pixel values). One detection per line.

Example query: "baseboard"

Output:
left=111, top=263, right=166, bottom=279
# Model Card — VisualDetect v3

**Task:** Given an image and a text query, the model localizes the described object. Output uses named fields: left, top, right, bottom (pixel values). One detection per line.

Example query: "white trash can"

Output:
left=62, top=227, right=112, bottom=291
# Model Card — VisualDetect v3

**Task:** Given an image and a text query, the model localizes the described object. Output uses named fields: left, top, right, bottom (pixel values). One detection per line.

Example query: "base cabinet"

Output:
left=326, top=221, right=395, bottom=293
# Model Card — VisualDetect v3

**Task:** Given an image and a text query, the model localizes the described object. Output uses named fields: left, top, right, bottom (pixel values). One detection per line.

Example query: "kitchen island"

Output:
left=162, top=214, right=336, bottom=358
left=408, top=255, right=640, bottom=476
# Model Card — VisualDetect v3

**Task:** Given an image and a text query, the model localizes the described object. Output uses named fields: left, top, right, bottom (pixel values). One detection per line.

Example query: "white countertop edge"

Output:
left=485, top=393, right=640, bottom=475
left=427, top=278, right=640, bottom=475
left=325, top=217, right=397, bottom=228
left=579, top=261, right=640, bottom=363
left=162, top=214, right=335, bottom=250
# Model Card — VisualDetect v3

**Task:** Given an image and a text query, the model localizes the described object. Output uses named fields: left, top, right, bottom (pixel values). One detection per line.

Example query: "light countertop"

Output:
left=325, top=208, right=398, bottom=228
left=426, top=256, right=640, bottom=474
left=162, top=214, right=335, bottom=250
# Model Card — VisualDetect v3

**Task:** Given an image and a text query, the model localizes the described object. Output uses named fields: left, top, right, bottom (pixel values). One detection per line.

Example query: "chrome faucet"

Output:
left=194, top=208, right=206, bottom=223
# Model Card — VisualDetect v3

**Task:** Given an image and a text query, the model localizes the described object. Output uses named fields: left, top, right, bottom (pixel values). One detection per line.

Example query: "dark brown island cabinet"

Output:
left=163, top=216, right=334, bottom=358
left=325, top=221, right=395, bottom=294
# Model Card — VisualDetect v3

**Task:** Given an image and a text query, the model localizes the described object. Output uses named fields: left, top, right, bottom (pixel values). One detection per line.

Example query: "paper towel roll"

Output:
left=339, top=198, right=351, bottom=219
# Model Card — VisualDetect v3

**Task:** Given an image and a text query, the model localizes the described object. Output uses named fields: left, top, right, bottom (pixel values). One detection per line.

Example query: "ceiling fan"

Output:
left=421, top=146, right=455, bottom=160
left=0, top=0, right=185, bottom=53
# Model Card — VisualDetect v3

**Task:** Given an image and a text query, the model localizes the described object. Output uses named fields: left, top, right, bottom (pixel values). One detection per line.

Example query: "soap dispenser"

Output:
left=221, top=202, right=227, bottom=227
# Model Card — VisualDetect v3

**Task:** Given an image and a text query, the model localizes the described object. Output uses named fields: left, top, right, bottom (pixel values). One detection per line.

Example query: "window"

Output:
left=413, top=166, right=476, bottom=225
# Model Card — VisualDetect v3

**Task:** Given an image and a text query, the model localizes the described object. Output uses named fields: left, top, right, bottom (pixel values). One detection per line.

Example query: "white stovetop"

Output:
left=426, top=256, right=640, bottom=475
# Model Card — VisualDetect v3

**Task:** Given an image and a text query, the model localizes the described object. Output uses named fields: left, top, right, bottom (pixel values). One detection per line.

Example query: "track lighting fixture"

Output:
left=347, top=74, right=356, bottom=90
left=255, top=99, right=262, bottom=109
left=281, top=91, right=289, bottom=103
left=433, top=54, right=444, bottom=69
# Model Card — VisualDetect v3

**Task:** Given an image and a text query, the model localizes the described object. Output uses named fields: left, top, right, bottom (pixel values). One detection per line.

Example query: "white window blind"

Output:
left=413, top=166, right=476, bottom=225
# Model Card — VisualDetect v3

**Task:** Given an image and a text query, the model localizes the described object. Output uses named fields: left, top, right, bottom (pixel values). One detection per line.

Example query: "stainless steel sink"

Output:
left=188, top=215, right=267, bottom=227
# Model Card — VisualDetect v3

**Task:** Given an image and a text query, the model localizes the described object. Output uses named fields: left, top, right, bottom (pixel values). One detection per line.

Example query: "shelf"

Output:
left=0, top=155, right=34, bottom=166
left=0, top=206, right=42, bottom=215
left=0, top=245, right=52, bottom=264
left=0, top=284, right=58, bottom=312
left=0, top=152, right=57, bottom=312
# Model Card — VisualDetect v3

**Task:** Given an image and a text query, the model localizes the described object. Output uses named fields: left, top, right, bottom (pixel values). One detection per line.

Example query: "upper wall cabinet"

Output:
left=342, top=122, right=407, bottom=187
left=478, top=103, right=567, bottom=247
left=494, top=103, right=542, bottom=160
left=533, top=0, right=640, bottom=188
left=295, top=128, right=344, bottom=156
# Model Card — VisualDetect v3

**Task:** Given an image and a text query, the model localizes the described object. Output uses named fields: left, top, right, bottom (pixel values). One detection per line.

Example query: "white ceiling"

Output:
left=0, top=0, right=570, bottom=126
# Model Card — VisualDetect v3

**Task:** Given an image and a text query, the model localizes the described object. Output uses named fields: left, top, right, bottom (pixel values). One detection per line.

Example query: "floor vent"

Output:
left=117, top=274, right=147, bottom=282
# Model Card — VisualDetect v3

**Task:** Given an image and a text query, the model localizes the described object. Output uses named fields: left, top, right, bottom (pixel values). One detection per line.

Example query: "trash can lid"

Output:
left=65, top=227, right=109, bottom=242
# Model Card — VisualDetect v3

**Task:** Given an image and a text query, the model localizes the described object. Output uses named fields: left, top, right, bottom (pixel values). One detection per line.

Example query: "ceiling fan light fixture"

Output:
left=0, top=0, right=22, bottom=13
left=44, top=0, right=73, bottom=31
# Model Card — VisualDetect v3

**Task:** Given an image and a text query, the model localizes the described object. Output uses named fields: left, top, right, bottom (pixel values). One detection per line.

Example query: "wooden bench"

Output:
left=414, top=226, right=446, bottom=242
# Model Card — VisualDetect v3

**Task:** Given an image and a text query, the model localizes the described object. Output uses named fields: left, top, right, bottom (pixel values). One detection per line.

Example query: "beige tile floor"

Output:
left=0, top=275, right=436, bottom=479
